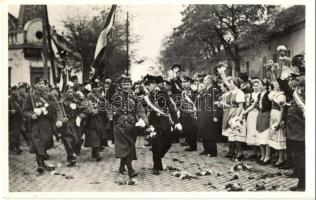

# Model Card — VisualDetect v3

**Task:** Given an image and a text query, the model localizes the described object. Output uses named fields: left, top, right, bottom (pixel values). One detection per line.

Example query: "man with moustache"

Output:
left=22, top=77, right=63, bottom=173
left=111, top=76, right=148, bottom=179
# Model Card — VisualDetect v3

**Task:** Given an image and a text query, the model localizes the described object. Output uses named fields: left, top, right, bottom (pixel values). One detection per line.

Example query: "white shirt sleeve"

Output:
left=236, top=90, right=245, bottom=103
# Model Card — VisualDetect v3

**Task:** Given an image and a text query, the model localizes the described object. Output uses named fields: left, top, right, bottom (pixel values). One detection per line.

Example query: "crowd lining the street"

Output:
left=9, top=47, right=305, bottom=191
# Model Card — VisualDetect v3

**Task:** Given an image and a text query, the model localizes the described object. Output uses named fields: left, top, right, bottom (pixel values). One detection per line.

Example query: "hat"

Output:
left=91, top=81, right=99, bottom=89
left=104, top=78, right=112, bottom=84
left=155, top=76, right=164, bottom=84
left=10, top=86, right=18, bottom=91
left=121, top=76, right=132, bottom=84
left=70, top=75, right=78, bottom=82
left=171, top=64, right=181, bottom=71
left=143, top=75, right=156, bottom=85
left=183, top=75, right=194, bottom=83
left=238, top=73, right=249, bottom=82
left=34, top=76, right=43, bottom=85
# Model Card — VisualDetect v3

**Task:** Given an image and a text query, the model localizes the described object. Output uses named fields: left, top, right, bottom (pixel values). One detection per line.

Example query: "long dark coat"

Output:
left=22, top=92, right=63, bottom=155
left=197, top=86, right=222, bottom=141
left=83, top=92, right=109, bottom=148
left=111, top=91, right=148, bottom=159
left=9, top=96, right=23, bottom=147
left=59, top=100, right=81, bottom=149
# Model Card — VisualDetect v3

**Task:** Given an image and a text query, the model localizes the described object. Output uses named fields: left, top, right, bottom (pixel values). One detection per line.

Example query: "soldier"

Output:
left=9, top=86, right=23, bottom=154
left=197, top=75, right=222, bottom=157
left=18, top=83, right=31, bottom=146
left=58, top=86, right=81, bottom=166
left=180, top=76, right=198, bottom=151
left=143, top=75, right=182, bottom=175
left=83, top=81, right=107, bottom=161
left=111, top=76, right=148, bottom=178
left=22, top=77, right=63, bottom=173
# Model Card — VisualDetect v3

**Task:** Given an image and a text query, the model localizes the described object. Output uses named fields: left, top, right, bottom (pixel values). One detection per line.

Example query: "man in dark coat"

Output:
left=58, top=86, right=81, bottom=166
left=22, top=77, right=63, bottom=173
left=180, top=76, right=198, bottom=151
left=111, top=76, right=148, bottom=178
left=83, top=81, right=107, bottom=161
left=143, top=75, right=182, bottom=175
left=9, top=86, right=23, bottom=154
left=197, top=75, right=222, bottom=157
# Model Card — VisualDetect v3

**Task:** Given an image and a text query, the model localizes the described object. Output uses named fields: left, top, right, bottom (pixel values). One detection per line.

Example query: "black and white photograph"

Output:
left=2, top=0, right=315, bottom=198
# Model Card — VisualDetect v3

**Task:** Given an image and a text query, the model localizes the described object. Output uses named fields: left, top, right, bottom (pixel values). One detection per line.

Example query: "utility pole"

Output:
left=126, top=11, right=129, bottom=76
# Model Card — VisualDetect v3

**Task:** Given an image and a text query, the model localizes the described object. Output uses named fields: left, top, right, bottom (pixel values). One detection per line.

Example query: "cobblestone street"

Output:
left=9, top=137, right=298, bottom=192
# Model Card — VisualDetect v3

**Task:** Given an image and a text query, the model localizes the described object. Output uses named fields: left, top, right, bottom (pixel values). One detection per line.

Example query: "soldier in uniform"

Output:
left=22, top=77, right=64, bottom=173
left=18, top=83, right=31, bottom=146
left=83, top=81, right=107, bottom=161
left=9, top=86, right=23, bottom=154
left=143, top=75, right=182, bottom=175
left=111, top=76, right=148, bottom=178
left=58, top=86, right=81, bottom=166
left=180, top=76, right=198, bottom=151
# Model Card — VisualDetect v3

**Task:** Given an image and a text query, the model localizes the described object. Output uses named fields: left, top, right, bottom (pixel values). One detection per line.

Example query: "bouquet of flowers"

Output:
left=34, top=102, right=49, bottom=116
left=80, top=99, right=98, bottom=115
left=145, top=125, right=157, bottom=142
left=264, top=60, right=279, bottom=71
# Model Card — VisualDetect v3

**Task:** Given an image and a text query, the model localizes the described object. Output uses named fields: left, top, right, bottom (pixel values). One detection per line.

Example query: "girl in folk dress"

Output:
left=255, top=81, right=272, bottom=165
left=219, top=82, right=231, bottom=138
left=218, top=67, right=246, bottom=161
left=242, top=80, right=262, bottom=151
left=267, top=81, right=287, bottom=167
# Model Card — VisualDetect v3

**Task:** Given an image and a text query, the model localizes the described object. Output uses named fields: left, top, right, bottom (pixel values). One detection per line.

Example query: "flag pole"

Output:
left=44, top=5, right=57, bottom=85
left=126, top=11, right=129, bottom=76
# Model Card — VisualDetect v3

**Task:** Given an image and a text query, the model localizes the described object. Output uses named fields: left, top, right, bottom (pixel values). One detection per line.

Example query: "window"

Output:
left=246, top=61, right=250, bottom=75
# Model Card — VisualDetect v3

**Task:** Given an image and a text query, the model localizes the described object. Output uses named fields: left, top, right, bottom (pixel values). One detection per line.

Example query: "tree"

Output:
left=160, top=4, right=281, bottom=74
left=62, top=6, right=139, bottom=82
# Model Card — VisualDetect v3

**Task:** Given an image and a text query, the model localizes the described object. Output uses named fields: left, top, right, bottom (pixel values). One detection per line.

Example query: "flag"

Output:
left=89, top=5, right=117, bottom=81
left=59, top=72, right=64, bottom=92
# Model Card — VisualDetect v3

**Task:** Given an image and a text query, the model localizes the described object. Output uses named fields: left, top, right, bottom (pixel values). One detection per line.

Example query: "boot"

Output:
left=92, top=148, right=102, bottom=161
left=36, top=155, right=55, bottom=173
left=67, top=153, right=77, bottom=167
left=119, top=158, right=126, bottom=174
left=152, top=159, right=160, bottom=175
left=126, top=157, right=138, bottom=178
left=158, top=159, right=163, bottom=171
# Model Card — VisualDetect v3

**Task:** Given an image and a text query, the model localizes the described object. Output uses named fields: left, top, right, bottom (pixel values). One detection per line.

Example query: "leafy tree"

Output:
left=160, top=4, right=281, bottom=74
left=62, top=6, right=139, bottom=82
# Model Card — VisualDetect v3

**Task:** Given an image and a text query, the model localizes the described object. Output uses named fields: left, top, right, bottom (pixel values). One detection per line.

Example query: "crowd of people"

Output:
left=9, top=51, right=305, bottom=191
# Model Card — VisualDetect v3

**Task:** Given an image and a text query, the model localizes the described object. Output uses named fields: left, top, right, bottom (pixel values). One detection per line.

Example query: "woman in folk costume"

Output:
left=219, top=81, right=231, bottom=138
left=265, top=81, right=287, bottom=167
left=242, top=79, right=262, bottom=158
left=58, top=86, right=82, bottom=166
left=218, top=66, right=246, bottom=161
left=254, top=81, right=272, bottom=165
left=22, top=77, right=64, bottom=173
left=111, top=76, right=148, bottom=179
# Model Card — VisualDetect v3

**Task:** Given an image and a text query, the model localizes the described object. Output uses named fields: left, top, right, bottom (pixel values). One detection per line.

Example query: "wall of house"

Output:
left=239, top=28, right=305, bottom=78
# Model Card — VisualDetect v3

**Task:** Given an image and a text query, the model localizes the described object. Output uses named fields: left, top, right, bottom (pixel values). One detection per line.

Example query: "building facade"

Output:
left=239, top=6, right=305, bottom=78
left=8, top=5, right=82, bottom=87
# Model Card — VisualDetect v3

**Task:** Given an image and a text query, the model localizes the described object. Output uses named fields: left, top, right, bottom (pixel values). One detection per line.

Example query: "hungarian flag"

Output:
left=89, top=5, right=117, bottom=81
